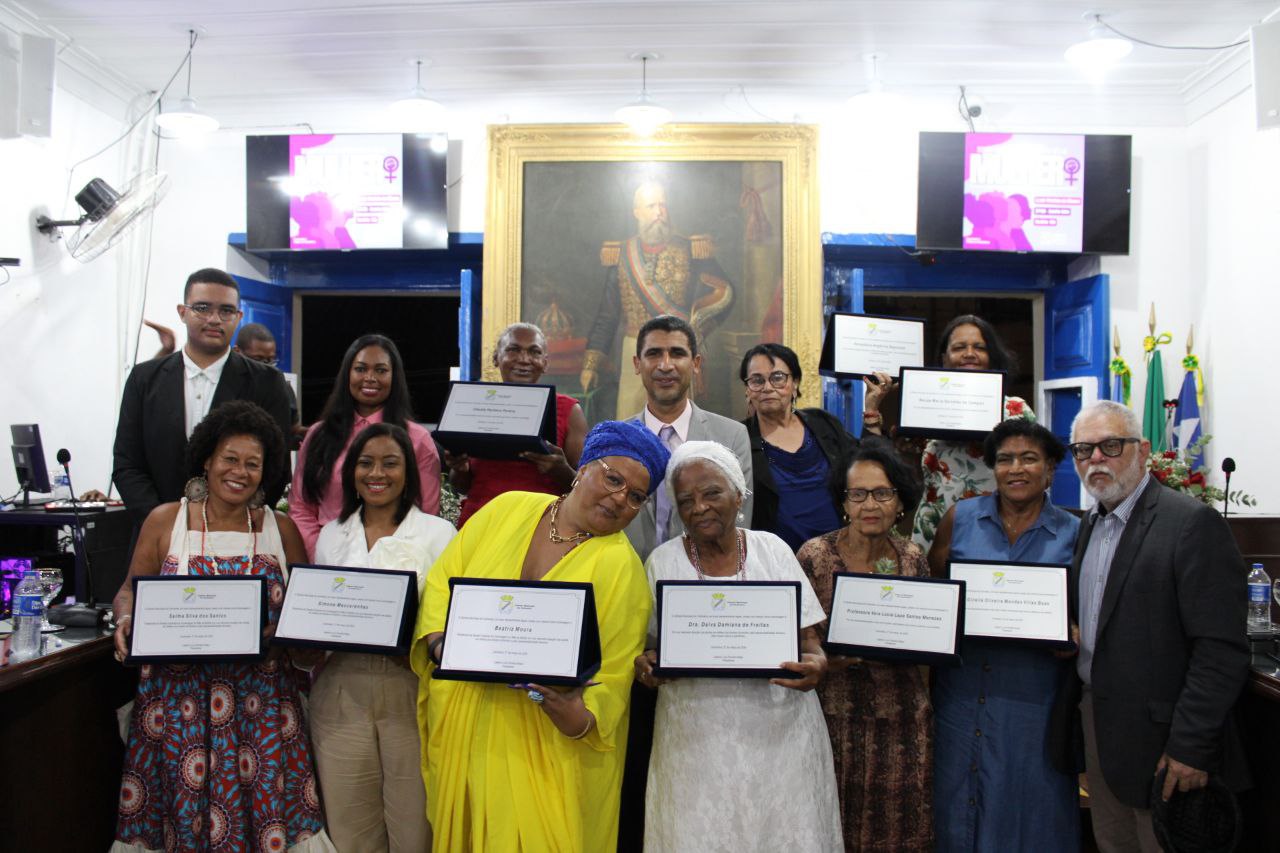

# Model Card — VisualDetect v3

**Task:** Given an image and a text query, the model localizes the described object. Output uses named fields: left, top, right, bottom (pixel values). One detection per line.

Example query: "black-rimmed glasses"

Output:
left=1066, top=437, right=1140, bottom=462
left=596, top=459, right=649, bottom=509
left=845, top=487, right=897, bottom=503
left=744, top=371, right=792, bottom=390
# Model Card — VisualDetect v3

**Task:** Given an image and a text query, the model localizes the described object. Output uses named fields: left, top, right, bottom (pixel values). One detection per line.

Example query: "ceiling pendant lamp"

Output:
left=1064, top=13, right=1133, bottom=71
left=616, top=53, right=672, bottom=137
left=155, top=29, right=220, bottom=137
left=390, top=59, right=445, bottom=129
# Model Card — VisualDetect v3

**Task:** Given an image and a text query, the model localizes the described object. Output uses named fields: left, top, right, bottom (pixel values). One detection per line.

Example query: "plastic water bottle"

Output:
left=1247, top=563, right=1271, bottom=631
left=10, top=569, right=43, bottom=661
left=47, top=469, right=70, bottom=501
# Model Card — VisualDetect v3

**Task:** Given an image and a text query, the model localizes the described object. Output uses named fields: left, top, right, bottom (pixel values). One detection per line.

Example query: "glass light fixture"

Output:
left=1064, top=14, right=1133, bottom=70
left=616, top=54, right=672, bottom=137
left=846, top=53, right=898, bottom=107
left=391, top=59, right=445, bottom=128
left=156, top=30, right=220, bottom=137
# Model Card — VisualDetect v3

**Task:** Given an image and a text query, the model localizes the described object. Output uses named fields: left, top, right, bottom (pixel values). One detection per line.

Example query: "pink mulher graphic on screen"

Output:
left=288, top=134, right=405, bottom=249
left=962, top=133, right=1085, bottom=253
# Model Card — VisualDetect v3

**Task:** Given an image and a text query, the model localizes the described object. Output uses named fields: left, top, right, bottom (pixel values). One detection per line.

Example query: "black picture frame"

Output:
left=948, top=559, right=1074, bottom=649
left=125, top=575, right=267, bottom=664
left=817, top=311, right=926, bottom=381
left=823, top=572, right=966, bottom=667
left=431, top=380, right=557, bottom=460
left=895, top=366, right=1006, bottom=441
left=432, top=578, right=601, bottom=686
left=652, top=580, right=801, bottom=680
left=271, top=564, right=419, bottom=656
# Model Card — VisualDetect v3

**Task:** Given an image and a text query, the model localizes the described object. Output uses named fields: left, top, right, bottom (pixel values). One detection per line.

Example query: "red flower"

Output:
left=1163, top=451, right=1177, bottom=460
left=1153, top=468, right=1169, bottom=482
left=966, top=443, right=984, bottom=459
left=1006, top=399, right=1025, bottom=416
left=922, top=452, right=941, bottom=473
left=1189, top=472, right=1205, bottom=486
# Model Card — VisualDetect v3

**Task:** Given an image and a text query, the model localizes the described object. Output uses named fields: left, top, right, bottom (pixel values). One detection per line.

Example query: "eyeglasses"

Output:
left=845, top=487, right=897, bottom=503
left=744, top=371, right=792, bottom=390
left=249, top=356, right=279, bottom=368
left=595, top=459, right=649, bottom=509
left=184, top=302, right=241, bottom=321
left=1066, top=437, right=1140, bottom=462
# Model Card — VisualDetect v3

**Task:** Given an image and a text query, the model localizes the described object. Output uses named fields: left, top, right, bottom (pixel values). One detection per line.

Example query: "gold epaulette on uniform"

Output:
left=600, top=241, right=622, bottom=266
left=690, top=234, right=714, bottom=259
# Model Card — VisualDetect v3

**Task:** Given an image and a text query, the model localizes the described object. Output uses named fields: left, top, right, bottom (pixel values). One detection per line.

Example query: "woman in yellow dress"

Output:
left=411, top=420, right=670, bottom=852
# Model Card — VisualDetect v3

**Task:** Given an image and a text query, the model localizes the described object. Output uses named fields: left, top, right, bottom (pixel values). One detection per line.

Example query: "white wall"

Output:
left=0, top=86, right=129, bottom=499
left=5, top=78, right=1276, bottom=511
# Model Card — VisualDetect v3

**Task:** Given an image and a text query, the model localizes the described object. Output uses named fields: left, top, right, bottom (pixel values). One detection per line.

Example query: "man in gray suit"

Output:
left=621, top=314, right=753, bottom=562
left=1056, top=400, right=1249, bottom=852
left=617, top=314, right=752, bottom=852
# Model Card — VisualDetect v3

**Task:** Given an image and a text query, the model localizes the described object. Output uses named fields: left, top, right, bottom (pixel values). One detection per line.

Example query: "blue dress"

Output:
left=762, top=427, right=841, bottom=552
left=933, top=493, right=1081, bottom=853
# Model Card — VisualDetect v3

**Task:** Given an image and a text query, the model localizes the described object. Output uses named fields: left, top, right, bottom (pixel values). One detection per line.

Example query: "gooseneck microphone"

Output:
left=57, top=448, right=96, bottom=606
left=1221, top=457, right=1236, bottom=519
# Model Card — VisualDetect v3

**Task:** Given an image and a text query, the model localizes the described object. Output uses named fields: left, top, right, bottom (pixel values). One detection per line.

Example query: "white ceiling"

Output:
left=5, top=0, right=1279, bottom=126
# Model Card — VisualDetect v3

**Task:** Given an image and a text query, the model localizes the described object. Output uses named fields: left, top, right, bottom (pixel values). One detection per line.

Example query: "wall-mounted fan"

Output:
left=36, top=173, right=169, bottom=262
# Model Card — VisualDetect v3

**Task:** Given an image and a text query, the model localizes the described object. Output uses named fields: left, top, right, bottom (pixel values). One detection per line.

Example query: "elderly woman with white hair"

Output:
left=634, top=440, right=843, bottom=852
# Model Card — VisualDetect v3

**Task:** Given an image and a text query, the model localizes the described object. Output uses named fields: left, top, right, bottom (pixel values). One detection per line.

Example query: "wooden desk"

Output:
left=0, top=628, right=136, bottom=852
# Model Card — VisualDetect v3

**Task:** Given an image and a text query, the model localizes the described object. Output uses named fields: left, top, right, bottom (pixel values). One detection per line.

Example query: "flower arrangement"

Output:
left=1147, top=435, right=1255, bottom=509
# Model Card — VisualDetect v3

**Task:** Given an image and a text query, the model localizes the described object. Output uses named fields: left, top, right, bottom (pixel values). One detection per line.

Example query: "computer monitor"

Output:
left=10, top=424, right=51, bottom=506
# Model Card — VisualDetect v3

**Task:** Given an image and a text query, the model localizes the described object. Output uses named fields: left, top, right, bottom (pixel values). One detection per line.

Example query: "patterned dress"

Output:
left=911, top=397, right=1035, bottom=551
left=798, top=530, right=934, bottom=853
left=112, top=501, right=334, bottom=853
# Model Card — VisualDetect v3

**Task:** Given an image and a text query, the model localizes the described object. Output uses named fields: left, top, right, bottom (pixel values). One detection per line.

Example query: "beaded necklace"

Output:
left=200, top=498, right=257, bottom=570
left=687, top=528, right=746, bottom=580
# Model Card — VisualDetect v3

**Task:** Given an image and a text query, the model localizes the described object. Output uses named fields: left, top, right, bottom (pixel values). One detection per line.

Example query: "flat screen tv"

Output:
left=246, top=132, right=448, bottom=251
left=916, top=131, right=1131, bottom=255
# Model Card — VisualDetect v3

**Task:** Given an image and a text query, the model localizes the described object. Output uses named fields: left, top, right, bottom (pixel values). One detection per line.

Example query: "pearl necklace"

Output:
left=688, top=529, right=746, bottom=580
left=548, top=496, right=592, bottom=544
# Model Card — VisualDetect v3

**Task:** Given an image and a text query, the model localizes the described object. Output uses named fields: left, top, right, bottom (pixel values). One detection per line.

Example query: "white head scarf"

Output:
left=665, top=440, right=749, bottom=501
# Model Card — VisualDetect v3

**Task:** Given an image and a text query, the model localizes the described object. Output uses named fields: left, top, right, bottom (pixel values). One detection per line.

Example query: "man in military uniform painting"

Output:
left=580, top=180, right=734, bottom=419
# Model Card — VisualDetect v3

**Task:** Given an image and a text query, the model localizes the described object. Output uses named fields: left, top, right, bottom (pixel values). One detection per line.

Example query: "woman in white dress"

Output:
left=308, top=423, right=456, bottom=852
left=634, top=441, right=843, bottom=853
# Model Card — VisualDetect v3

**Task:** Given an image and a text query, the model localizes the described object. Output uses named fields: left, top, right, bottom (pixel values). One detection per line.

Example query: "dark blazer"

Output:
left=1050, top=477, right=1250, bottom=807
left=743, top=407, right=857, bottom=535
left=112, top=350, right=294, bottom=529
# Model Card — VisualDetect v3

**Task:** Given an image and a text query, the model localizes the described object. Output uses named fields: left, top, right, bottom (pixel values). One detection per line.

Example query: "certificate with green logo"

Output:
left=126, top=575, right=266, bottom=664
left=432, top=380, right=557, bottom=459
left=825, top=573, right=964, bottom=666
left=948, top=560, right=1072, bottom=648
left=897, top=366, right=1005, bottom=441
left=653, top=580, right=801, bottom=679
left=818, top=311, right=926, bottom=381
left=273, top=564, right=418, bottom=655
left=433, top=578, right=601, bottom=686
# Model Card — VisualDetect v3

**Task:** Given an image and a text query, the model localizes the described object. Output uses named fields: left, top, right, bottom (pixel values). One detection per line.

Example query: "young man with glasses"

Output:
left=112, top=268, right=293, bottom=531
left=1049, top=400, right=1249, bottom=852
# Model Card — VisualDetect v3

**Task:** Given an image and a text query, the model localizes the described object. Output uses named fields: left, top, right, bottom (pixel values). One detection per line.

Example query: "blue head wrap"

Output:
left=578, top=420, right=670, bottom=495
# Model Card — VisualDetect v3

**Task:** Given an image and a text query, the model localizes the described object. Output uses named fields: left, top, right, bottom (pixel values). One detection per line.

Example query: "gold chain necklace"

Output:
left=548, top=496, right=592, bottom=544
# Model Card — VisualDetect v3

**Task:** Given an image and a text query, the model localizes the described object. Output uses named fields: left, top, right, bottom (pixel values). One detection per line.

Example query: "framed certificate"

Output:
left=948, top=560, right=1072, bottom=648
left=432, top=381, right=556, bottom=459
left=824, top=573, right=965, bottom=666
left=272, top=564, right=418, bottom=655
left=818, top=312, right=926, bottom=381
left=126, top=575, right=266, bottom=664
left=653, top=580, right=801, bottom=679
left=433, top=578, right=601, bottom=686
left=897, top=367, right=1005, bottom=441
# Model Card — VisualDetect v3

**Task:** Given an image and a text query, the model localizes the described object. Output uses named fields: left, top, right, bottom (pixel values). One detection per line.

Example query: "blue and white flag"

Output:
left=1173, top=365, right=1202, bottom=469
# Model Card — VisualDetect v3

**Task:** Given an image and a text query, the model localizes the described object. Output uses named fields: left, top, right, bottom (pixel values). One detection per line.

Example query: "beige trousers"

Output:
left=310, top=653, right=429, bottom=853
left=1081, top=688, right=1161, bottom=853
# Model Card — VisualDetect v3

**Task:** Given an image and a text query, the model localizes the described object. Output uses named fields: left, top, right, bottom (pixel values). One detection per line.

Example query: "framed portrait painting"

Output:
left=482, top=123, right=821, bottom=423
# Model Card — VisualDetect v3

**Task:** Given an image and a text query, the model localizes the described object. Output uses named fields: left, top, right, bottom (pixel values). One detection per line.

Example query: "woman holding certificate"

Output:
left=927, top=419, right=1080, bottom=852
left=309, top=423, right=456, bottom=852
left=412, top=420, right=667, bottom=853
left=290, top=334, right=441, bottom=559
left=796, top=439, right=935, bottom=852
left=861, top=314, right=1033, bottom=551
left=635, top=441, right=843, bottom=853
left=739, top=343, right=858, bottom=551
left=110, top=401, right=335, bottom=852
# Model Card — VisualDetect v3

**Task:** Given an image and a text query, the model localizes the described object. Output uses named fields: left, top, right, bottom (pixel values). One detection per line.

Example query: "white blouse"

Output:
left=313, top=505, right=456, bottom=591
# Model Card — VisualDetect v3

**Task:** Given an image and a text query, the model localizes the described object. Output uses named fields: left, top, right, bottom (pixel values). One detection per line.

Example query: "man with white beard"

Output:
left=581, top=180, right=734, bottom=419
left=1049, top=400, right=1249, bottom=852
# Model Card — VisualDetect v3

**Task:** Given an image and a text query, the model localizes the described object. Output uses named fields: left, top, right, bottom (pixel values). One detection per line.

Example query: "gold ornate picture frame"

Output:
left=483, top=123, right=821, bottom=422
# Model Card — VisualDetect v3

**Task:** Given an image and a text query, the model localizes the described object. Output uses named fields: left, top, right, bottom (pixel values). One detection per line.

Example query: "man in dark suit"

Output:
left=112, top=268, right=293, bottom=531
left=1060, top=400, right=1249, bottom=851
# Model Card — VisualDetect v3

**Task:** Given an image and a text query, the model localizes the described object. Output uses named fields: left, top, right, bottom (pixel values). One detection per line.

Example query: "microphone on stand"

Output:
left=56, top=449, right=99, bottom=615
left=1221, top=457, right=1236, bottom=519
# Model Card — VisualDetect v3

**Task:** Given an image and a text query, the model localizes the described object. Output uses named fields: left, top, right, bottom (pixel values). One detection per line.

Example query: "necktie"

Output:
left=654, top=425, right=678, bottom=541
